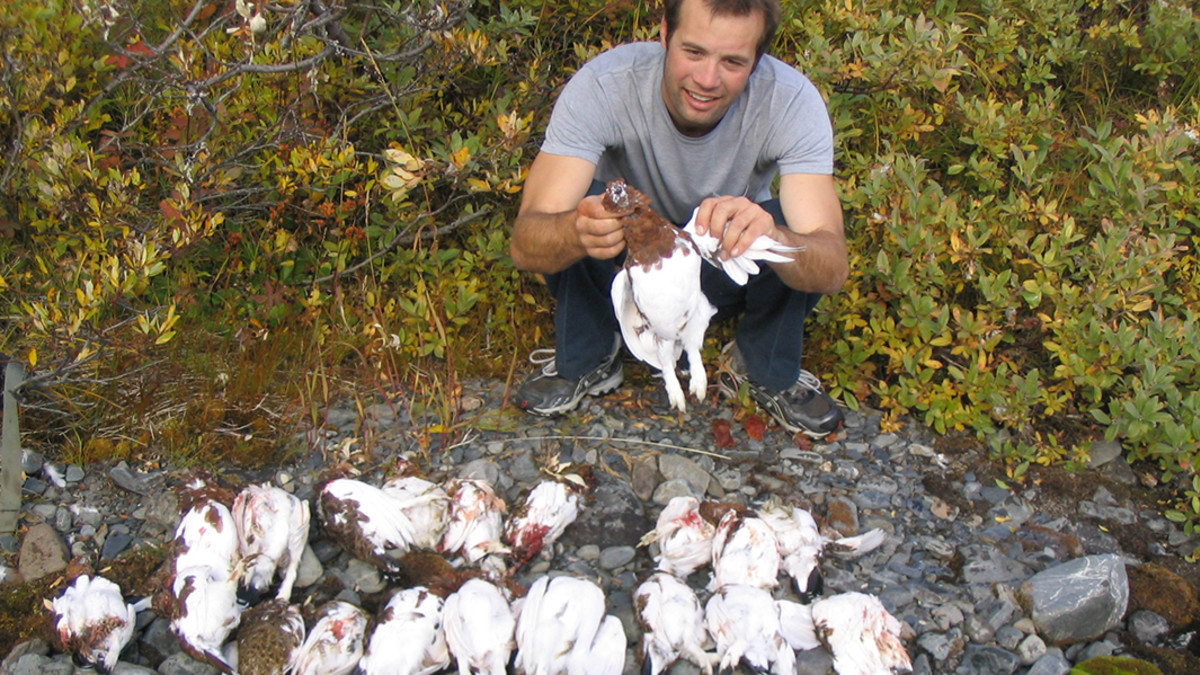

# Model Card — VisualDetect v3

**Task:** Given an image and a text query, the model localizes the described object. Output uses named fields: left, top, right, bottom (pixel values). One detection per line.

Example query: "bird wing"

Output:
left=682, top=208, right=804, bottom=286
left=611, top=267, right=662, bottom=369
left=292, top=601, right=368, bottom=675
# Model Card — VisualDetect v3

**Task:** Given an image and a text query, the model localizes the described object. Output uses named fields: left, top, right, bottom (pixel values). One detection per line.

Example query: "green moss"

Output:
left=1071, top=656, right=1165, bottom=675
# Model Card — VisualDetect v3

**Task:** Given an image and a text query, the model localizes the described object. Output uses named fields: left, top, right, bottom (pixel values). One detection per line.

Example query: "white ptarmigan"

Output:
left=811, top=592, right=912, bottom=675
left=50, top=573, right=146, bottom=674
left=707, top=504, right=782, bottom=592
left=633, top=571, right=717, bottom=675
left=503, top=460, right=592, bottom=571
left=757, top=497, right=887, bottom=603
left=439, top=478, right=509, bottom=577
left=604, top=178, right=801, bottom=411
left=231, top=482, right=310, bottom=604
left=359, top=586, right=451, bottom=675
left=513, top=575, right=626, bottom=675
left=442, top=577, right=517, bottom=675
left=291, top=600, right=369, bottom=675
left=157, top=477, right=243, bottom=674
left=639, top=495, right=716, bottom=578
left=704, top=583, right=796, bottom=675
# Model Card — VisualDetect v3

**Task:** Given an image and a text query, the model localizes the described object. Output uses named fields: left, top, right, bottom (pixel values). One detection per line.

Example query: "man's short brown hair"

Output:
left=662, top=0, right=781, bottom=60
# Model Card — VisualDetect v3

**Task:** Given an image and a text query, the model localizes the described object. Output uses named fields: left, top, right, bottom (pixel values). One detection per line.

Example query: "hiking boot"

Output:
left=717, top=343, right=843, bottom=438
left=516, top=336, right=624, bottom=416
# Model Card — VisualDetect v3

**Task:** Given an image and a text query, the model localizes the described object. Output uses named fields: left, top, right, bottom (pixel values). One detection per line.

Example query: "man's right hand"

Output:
left=575, top=194, right=628, bottom=260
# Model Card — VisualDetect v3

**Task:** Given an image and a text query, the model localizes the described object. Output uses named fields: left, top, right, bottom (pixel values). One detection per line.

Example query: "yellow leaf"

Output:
left=467, top=178, right=489, bottom=191
left=450, top=146, right=470, bottom=170
left=28, top=348, right=37, bottom=368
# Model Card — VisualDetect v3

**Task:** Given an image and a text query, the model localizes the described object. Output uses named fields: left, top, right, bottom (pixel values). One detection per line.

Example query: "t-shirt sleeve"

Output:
left=540, top=67, right=613, bottom=164
left=772, top=82, right=835, bottom=176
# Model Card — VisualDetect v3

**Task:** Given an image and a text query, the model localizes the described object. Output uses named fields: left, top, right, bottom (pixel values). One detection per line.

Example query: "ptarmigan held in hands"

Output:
left=605, top=178, right=801, bottom=411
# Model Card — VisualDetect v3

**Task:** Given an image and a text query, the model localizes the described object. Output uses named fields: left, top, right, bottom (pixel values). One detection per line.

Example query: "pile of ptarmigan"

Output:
left=48, top=455, right=913, bottom=675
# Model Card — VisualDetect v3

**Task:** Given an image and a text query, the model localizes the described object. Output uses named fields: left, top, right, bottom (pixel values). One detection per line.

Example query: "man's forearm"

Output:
left=510, top=210, right=589, bottom=275
left=769, top=228, right=849, bottom=294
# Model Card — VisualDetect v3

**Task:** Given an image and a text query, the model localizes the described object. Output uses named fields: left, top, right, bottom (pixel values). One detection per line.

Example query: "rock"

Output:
left=1128, top=610, right=1170, bottom=645
left=1025, top=649, right=1071, bottom=675
left=156, top=652, right=222, bottom=675
left=629, top=454, right=658, bottom=502
left=457, top=458, right=500, bottom=485
left=293, top=545, right=324, bottom=590
left=1086, top=440, right=1123, bottom=468
left=560, top=474, right=649, bottom=549
left=17, top=522, right=69, bottom=582
left=108, top=461, right=151, bottom=495
left=957, top=644, right=1020, bottom=674
left=7, top=653, right=73, bottom=675
left=825, top=495, right=859, bottom=537
left=0, top=639, right=49, bottom=675
left=137, top=616, right=183, bottom=666
left=656, top=454, right=710, bottom=495
left=101, top=532, right=134, bottom=559
left=598, top=545, right=636, bottom=570
left=651, top=478, right=698, bottom=505
left=1020, top=554, right=1128, bottom=645
left=113, top=662, right=158, bottom=674
left=1016, top=633, right=1048, bottom=665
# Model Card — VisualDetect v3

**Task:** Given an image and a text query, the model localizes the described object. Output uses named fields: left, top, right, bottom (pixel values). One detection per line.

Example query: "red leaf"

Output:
left=793, top=433, right=813, bottom=451
left=711, top=419, right=735, bottom=449
left=744, top=414, right=767, bottom=441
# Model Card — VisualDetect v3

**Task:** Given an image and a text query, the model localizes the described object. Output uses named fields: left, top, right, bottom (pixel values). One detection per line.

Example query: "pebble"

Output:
left=5, top=377, right=1197, bottom=674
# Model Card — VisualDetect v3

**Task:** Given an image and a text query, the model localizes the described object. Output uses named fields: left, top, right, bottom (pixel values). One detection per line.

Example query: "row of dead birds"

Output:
left=49, top=456, right=913, bottom=674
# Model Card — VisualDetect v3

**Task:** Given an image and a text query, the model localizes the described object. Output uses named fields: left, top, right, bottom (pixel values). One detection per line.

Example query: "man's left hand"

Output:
left=692, top=196, right=780, bottom=260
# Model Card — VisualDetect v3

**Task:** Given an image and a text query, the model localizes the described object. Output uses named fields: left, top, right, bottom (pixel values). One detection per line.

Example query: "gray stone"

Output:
left=8, top=653, right=73, bottom=675
left=156, top=652, right=222, bottom=675
left=1016, top=633, right=1047, bottom=665
left=630, top=454, right=659, bottom=502
left=294, top=544, right=324, bottom=590
left=793, top=647, right=834, bottom=674
left=916, top=630, right=957, bottom=661
left=506, top=449, right=541, bottom=483
left=113, top=662, right=159, bottom=674
left=1128, top=609, right=1170, bottom=644
left=138, top=616, right=183, bottom=665
left=1086, top=440, right=1123, bottom=468
left=343, top=558, right=386, bottom=594
left=1025, top=648, right=1070, bottom=675
left=1078, top=500, right=1137, bottom=525
left=560, top=474, right=650, bottom=550
left=0, top=639, right=49, bottom=674
left=657, top=454, right=711, bottom=495
left=101, top=532, right=134, bottom=559
left=64, top=464, right=86, bottom=483
left=17, top=522, right=69, bottom=582
left=458, top=458, right=500, bottom=485
left=956, top=644, right=1020, bottom=674
left=960, top=546, right=1030, bottom=585
left=108, top=461, right=151, bottom=495
left=651, top=478, right=699, bottom=505
left=1020, top=554, right=1128, bottom=644
left=598, top=545, right=636, bottom=570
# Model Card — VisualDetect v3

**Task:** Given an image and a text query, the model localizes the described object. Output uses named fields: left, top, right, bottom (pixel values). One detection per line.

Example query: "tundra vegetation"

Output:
left=1, top=0, right=1198, bottom=550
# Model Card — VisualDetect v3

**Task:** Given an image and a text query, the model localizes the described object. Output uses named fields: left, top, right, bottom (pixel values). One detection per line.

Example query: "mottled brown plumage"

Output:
left=236, top=599, right=305, bottom=675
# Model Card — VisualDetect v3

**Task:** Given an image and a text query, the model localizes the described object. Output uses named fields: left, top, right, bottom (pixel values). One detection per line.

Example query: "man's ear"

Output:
left=660, top=15, right=669, bottom=49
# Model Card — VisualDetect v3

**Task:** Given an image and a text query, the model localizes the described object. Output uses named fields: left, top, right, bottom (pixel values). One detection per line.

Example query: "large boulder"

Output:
left=1019, top=553, right=1128, bottom=645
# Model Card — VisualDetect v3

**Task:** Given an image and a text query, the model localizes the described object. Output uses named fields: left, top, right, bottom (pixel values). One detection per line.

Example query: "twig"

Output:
left=489, top=434, right=731, bottom=461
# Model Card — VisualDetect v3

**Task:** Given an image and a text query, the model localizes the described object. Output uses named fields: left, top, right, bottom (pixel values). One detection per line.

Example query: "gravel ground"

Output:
left=3, top=369, right=1200, bottom=674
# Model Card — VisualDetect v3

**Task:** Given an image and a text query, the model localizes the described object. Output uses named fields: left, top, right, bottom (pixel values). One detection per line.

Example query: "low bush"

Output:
left=1, top=0, right=1198, bottom=549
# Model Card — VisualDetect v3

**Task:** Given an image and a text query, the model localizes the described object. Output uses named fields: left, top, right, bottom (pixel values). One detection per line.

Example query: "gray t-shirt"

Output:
left=542, top=42, right=834, bottom=224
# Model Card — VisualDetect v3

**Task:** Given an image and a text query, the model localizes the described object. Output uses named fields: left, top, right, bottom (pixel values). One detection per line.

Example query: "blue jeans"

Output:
left=543, top=183, right=823, bottom=392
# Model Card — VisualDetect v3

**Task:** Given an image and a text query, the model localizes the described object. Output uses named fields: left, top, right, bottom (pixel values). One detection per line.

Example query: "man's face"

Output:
left=660, top=0, right=763, bottom=137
